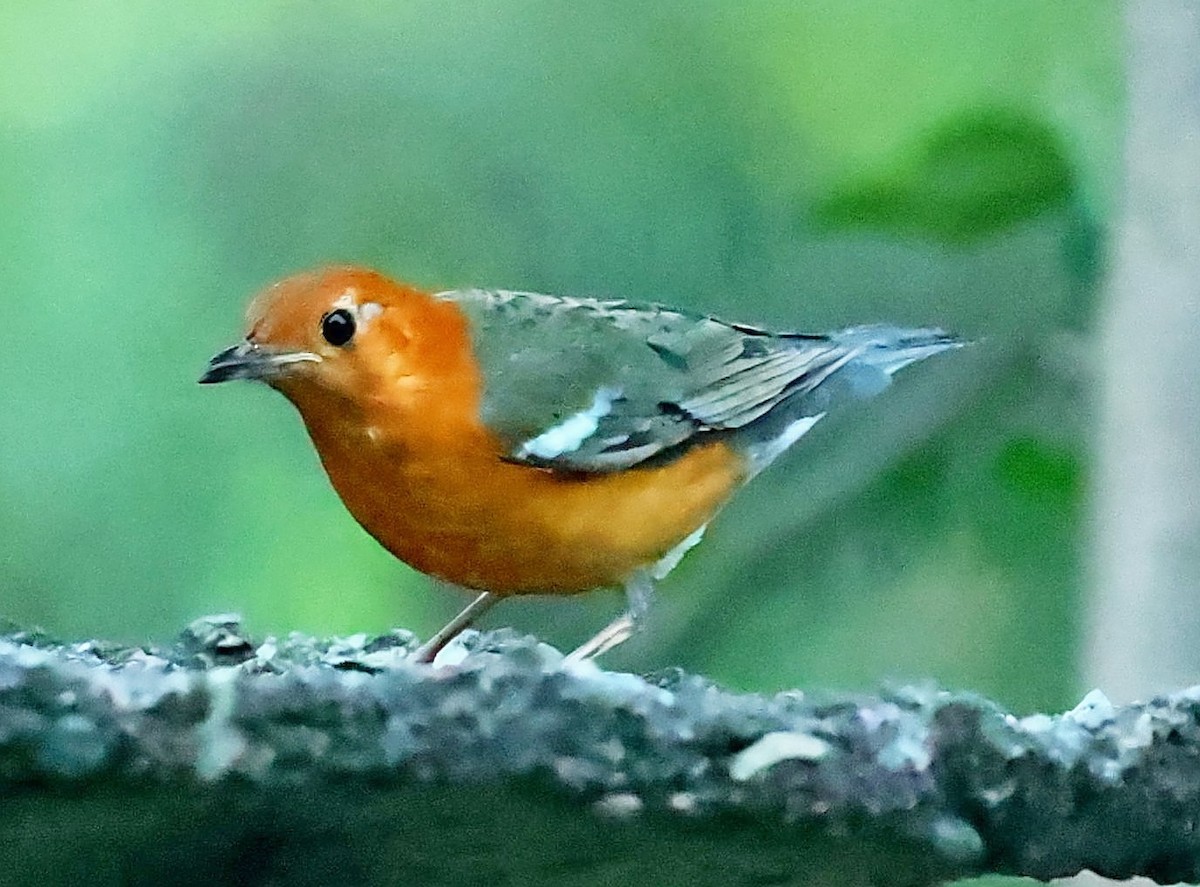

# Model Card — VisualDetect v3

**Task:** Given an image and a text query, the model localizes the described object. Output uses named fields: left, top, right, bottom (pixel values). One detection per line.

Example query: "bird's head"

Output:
left=200, top=266, right=476, bottom=414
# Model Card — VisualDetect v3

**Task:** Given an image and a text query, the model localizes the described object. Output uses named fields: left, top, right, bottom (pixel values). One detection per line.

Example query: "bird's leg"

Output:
left=412, top=591, right=498, bottom=663
left=564, top=572, right=655, bottom=664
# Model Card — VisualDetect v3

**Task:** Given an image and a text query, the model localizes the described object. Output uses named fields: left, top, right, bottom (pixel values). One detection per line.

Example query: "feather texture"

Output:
left=439, top=289, right=961, bottom=473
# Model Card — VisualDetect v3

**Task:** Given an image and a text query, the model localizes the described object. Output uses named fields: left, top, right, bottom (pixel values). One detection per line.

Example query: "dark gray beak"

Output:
left=199, top=341, right=321, bottom=384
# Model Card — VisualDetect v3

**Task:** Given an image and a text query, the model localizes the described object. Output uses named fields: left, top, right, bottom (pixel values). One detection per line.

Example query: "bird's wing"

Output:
left=440, top=289, right=949, bottom=473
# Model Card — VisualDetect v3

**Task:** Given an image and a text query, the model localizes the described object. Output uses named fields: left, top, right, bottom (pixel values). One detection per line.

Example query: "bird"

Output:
left=200, top=266, right=961, bottom=664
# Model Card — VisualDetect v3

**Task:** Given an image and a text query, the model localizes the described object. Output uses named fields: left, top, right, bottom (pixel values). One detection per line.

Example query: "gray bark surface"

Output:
left=3, top=617, right=1200, bottom=886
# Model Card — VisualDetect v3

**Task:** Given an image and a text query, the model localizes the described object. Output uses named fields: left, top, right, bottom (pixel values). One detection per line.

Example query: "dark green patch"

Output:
left=995, top=437, right=1082, bottom=505
left=647, top=339, right=689, bottom=372
left=812, top=108, right=1076, bottom=244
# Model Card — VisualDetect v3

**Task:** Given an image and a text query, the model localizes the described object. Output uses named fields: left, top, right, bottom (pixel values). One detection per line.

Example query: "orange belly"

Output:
left=309, top=422, right=745, bottom=594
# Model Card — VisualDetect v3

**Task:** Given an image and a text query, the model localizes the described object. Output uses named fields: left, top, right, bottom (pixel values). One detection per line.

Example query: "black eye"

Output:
left=320, top=309, right=356, bottom=347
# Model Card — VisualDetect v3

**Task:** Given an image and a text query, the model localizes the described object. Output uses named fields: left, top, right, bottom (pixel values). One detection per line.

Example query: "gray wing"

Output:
left=441, top=288, right=959, bottom=472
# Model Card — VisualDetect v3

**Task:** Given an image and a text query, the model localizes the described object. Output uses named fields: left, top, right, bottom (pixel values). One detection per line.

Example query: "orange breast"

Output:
left=307, top=420, right=745, bottom=594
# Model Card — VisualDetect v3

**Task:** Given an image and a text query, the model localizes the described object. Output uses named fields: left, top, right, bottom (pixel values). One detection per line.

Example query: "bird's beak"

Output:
left=198, top=341, right=321, bottom=384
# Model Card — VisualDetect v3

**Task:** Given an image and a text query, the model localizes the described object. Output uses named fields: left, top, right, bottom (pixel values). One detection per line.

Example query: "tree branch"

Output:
left=2, top=616, right=1198, bottom=886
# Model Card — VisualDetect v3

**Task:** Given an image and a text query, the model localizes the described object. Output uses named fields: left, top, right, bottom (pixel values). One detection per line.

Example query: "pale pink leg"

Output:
left=413, top=591, right=498, bottom=663
left=564, top=573, right=655, bottom=664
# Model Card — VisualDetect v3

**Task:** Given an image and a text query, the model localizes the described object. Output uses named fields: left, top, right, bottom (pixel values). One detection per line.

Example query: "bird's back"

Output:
left=440, top=288, right=961, bottom=477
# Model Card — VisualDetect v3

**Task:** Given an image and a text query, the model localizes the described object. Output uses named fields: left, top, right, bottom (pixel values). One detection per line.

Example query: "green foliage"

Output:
left=995, top=436, right=1082, bottom=503
left=0, top=0, right=1118, bottom=751
left=813, top=109, right=1076, bottom=243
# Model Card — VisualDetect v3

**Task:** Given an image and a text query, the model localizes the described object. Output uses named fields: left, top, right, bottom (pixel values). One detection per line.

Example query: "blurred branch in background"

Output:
left=1087, top=0, right=1200, bottom=701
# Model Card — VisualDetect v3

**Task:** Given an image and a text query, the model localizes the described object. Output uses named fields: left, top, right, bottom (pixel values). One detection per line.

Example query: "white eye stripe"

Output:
left=328, top=290, right=383, bottom=325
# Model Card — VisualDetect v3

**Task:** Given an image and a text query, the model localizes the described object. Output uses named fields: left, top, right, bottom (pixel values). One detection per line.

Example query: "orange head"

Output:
left=200, top=266, right=480, bottom=423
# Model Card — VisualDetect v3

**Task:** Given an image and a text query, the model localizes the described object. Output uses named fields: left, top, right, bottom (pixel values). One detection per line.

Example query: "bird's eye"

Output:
left=320, top=309, right=356, bottom=347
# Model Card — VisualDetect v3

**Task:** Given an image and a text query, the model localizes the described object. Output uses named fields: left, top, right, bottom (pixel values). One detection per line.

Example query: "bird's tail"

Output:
left=830, top=325, right=965, bottom=377
left=736, top=324, right=965, bottom=474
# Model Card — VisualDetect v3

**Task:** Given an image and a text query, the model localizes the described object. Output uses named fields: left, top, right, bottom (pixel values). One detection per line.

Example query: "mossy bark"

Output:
left=2, top=616, right=1199, bottom=886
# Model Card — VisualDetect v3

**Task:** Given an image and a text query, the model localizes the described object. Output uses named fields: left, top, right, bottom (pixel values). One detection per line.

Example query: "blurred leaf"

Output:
left=995, top=436, right=1083, bottom=505
left=812, top=108, right=1075, bottom=243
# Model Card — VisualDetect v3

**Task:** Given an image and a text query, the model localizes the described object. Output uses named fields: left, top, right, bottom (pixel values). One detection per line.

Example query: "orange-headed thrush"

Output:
left=201, top=267, right=961, bottom=662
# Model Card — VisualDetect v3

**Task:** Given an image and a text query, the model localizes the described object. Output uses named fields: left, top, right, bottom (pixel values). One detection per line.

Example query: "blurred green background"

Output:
left=0, top=0, right=1118, bottom=727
